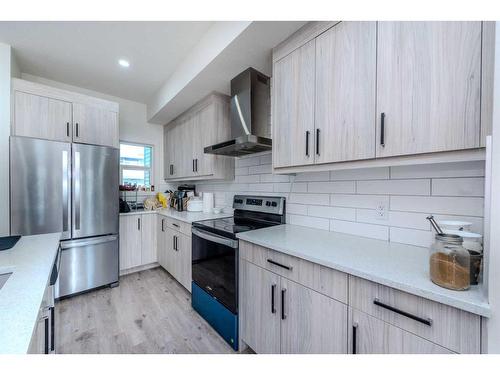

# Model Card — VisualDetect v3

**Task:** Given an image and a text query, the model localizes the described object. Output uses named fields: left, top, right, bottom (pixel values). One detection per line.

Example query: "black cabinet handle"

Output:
left=380, top=113, right=385, bottom=147
left=195, top=159, right=198, bottom=172
left=172, top=223, right=180, bottom=228
left=267, top=259, right=292, bottom=271
left=137, top=218, right=141, bottom=231
left=305, top=131, right=310, bottom=156
left=172, top=235, right=176, bottom=251
left=316, top=129, right=320, bottom=156
left=271, top=284, right=276, bottom=314
left=281, top=288, right=286, bottom=320
left=161, top=218, right=165, bottom=232
left=76, top=123, right=79, bottom=138
left=66, top=122, right=70, bottom=137
left=352, top=323, right=358, bottom=354
left=373, top=298, right=432, bottom=326
left=44, top=316, right=49, bottom=354
left=192, top=159, right=195, bottom=172
left=50, top=306, right=55, bottom=352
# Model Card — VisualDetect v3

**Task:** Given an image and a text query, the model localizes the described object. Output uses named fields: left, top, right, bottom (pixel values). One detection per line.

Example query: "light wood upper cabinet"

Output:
left=280, top=278, right=348, bottom=354
left=73, top=102, right=119, bottom=148
left=240, top=260, right=281, bottom=354
left=13, top=91, right=72, bottom=142
left=272, top=39, right=316, bottom=168
left=315, top=21, right=377, bottom=163
left=164, top=93, right=233, bottom=182
left=376, top=21, right=482, bottom=157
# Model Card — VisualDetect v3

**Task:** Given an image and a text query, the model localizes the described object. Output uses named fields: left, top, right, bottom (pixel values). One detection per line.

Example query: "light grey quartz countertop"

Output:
left=120, top=208, right=232, bottom=223
left=237, top=224, right=490, bottom=317
left=0, top=232, right=61, bottom=354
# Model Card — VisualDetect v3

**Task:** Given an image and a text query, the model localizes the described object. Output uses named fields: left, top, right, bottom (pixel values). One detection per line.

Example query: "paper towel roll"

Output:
left=202, top=192, right=214, bottom=213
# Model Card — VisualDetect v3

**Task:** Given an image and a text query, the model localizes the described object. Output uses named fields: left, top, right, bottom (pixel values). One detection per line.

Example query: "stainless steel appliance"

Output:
left=191, top=195, right=285, bottom=350
left=204, top=68, right=271, bottom=157
left=10, top=136, right=119, bottom=299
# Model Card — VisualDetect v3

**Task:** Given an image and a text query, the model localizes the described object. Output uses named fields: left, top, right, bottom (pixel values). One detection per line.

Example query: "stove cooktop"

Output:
left=193, top=217, right=279, bottom=238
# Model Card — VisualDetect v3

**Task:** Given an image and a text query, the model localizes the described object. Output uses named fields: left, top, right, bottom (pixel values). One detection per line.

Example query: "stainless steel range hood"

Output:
left=204, top=68, right=271, bottom=157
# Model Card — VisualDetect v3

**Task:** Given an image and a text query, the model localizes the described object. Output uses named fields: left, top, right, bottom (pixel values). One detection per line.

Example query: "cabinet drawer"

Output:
left=162, top=216, right=192, bottom=237
left=349, top=276, right=481, bottom=353
left=240, top=241, right=348, bottom=304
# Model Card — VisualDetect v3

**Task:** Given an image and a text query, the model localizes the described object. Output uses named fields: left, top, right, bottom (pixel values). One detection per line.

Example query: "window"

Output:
left=120, top=142, right=153, bottom=187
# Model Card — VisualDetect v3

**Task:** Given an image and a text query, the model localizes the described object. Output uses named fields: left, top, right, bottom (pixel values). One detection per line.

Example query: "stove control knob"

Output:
left=271, top=201, right=277, bottom=207
left=266, top=201, right=271, bottom=207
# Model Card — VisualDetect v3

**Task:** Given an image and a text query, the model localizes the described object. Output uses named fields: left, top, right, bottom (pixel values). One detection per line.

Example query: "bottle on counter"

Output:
left=429, top=233, right=470, bottom=291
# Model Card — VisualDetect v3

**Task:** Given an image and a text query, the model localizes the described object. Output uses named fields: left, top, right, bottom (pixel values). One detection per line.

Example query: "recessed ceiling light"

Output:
left=118, top=59, right=130, bottom=68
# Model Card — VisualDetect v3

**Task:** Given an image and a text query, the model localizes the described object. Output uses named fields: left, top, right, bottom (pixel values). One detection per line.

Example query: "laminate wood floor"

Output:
left=55, top=267, right=235, bottom=354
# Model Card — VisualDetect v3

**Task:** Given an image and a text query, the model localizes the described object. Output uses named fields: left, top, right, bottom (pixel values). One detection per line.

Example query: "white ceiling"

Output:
left=0, top=21, right=214, bottom=103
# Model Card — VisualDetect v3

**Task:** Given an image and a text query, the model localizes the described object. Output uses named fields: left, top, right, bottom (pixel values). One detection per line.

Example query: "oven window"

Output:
left=192, top=232, right=237, bottom=314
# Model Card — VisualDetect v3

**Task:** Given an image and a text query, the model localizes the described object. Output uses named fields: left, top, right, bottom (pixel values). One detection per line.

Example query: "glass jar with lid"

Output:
left=429, top=233, right=470, bottom=291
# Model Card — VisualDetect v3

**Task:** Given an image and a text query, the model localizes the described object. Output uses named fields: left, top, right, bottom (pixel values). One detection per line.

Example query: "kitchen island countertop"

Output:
left=0, top=232, right=61, bottom=354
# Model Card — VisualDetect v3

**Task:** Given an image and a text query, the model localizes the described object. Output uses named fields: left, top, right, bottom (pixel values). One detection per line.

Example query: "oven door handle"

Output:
left=192, top=227, right=239, bottom=248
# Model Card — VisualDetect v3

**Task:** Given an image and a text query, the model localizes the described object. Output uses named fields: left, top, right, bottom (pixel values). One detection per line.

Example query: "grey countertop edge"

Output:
left=236, top=225, right=490, bottom=318
left=0, top=232, right=61, bottom=354
left=119, top=209, right=232, bottom=223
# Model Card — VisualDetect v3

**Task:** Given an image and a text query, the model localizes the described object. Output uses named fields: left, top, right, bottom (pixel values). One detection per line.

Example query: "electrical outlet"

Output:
left=375, top=202, right=388, bottom=220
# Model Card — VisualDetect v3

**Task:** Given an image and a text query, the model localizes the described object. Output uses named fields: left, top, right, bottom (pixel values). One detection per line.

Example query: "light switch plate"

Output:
left=375, top=202, right=388, bottom=220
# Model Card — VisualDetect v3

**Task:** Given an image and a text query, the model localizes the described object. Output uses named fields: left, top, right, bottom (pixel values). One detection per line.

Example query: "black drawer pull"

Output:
left=281, top=288, right=286, bottom=320
left=267, top=259, right=292, bottom=271
left=352, top=323, right=358, bottom=354
left=271, top=284, right=276, bottom=314
left=373, top=298, right=432, bottom=326
left=172, top=223, right=180, bottom=228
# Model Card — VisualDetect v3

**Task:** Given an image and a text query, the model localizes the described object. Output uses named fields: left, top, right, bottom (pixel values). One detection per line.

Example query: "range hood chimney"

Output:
left=204, top=67, right=271, bottom=157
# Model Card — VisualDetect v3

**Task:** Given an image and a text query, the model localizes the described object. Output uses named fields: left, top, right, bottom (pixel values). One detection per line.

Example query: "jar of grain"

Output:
left=429, top=234, right=470, bottom=291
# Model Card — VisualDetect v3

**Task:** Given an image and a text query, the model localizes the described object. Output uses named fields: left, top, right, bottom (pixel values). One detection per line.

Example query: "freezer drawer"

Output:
left=55, top=235, right=119, bottom=299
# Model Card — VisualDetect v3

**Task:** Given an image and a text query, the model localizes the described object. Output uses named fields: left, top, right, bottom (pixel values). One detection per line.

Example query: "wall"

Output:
left=197, top=153, right=485, bottom=248
left=21, top=73, right=169, bottom=193
left=0, top=43, right=17, bottom=236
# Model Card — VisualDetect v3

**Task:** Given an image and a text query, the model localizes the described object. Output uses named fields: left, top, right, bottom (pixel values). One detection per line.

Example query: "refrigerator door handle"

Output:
left=62, top=150, right=69, bottom=234
left=74, top=151, right=81, bottom=231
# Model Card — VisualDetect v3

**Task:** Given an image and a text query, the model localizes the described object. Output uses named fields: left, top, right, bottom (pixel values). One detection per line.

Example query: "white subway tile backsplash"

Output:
left=331, top=194, right=389, bottom=209
left=248, top=164, right=272, bottom=175
left=308, top=205, right=356, bottom=221
left=390, top=161, right=485, bottom=179
left=331, top=220, right=389, bottom=241
left=390, top=227, right=433, bottom=248
left=195, top=160, right=484, bottom=245
left=356, top=209, right=430, bottom=231
left=331, top=167, right=389, bottom=181
left=294, top=171, right=330, bottom=182
left=356, top=179, right=430, bottom=196
left=390, top=196, right=484, bottom=217
left=308, top=181, right=356, bottom=194
left=288, top=214, right=330, bottom=230
left=289, top=193, right=330, bottom=206
left=431, top=177, right=485, bottom=197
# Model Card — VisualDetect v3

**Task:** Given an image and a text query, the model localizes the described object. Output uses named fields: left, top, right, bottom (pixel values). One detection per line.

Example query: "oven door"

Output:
left=192, top=227, right=239, bottom=314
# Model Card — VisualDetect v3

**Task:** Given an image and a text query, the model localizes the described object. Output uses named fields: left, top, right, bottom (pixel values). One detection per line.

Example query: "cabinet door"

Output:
left=119, top=215, right=142, bottom=270
left=174, top=233, right=192, bottom=292
left=280, top=278, right=348, bottom=354
left=349, top=308, right=453, bottom=354
left=164, top=227, right=177, bottom=277
left=164, top=124, right=177, bottom=179
left=315, top=21, right=377, bottom=163
left=240, top=260, right=281, bottom=354
left=272, top=39, right=316, bottom=168
left=193, top=104, right=216, bottom=177
left=140, top=214, right=157, bottom=265
left=157, top=216, right=168, bottom=269
left=14, top=91, right=72, bottom=142
left=376, top=21, right=482, bottom=157
left=73, top=103, right=119, bottom=148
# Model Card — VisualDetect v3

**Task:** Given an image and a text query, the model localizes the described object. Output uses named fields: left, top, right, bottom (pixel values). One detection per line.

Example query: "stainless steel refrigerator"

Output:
left=10, top=136, right=119, bottom=299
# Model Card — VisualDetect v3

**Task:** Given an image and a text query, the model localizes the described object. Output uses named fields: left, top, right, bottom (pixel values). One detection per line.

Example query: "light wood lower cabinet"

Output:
left=119, top=214, right=157, bottom=271
left=349, top=308, right=453, bottom=354
left=156, top=215, right=192, bottom=292
left=240, top=259, right=347, bottom=354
